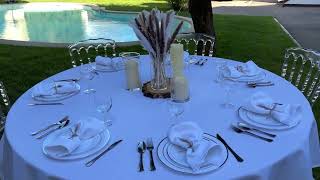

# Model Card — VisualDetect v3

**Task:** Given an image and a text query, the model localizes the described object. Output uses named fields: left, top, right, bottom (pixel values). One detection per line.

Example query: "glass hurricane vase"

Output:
left=150, top=54, right=168, bottom=91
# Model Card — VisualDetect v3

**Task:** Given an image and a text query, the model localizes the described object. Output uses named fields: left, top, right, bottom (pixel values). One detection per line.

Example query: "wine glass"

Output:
left=94, top=95, right=113, bottom=126
left=80, top=64, right=95, bottom=94
left=167, top=100, right=185, bottom=123
left=217, top=64, right=236, bottom=108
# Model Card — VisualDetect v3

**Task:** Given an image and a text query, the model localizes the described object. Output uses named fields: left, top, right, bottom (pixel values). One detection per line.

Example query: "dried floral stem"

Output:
left=130, top=8, right=184, bottom=61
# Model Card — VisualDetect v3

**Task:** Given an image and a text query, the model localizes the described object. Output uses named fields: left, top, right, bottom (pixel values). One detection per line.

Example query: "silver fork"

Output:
left=146, top=138, right=156, bottom=171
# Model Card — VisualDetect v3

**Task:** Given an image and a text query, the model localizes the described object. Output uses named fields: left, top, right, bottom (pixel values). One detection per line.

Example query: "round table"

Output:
left=3, top=55, right=320, bottom=180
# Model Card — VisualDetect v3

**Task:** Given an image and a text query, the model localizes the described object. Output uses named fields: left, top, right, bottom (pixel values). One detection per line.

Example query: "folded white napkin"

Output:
left=168, top=121, right=222, bottom=172
left=223, top=60, right=261, bottom=78
left=33, top=81, right=78, bottom=97
left=44, top=117, right=106, bottom=157
left=244, top=92, right=302, bottom=125
left=95, top=56, right=113, bottom=67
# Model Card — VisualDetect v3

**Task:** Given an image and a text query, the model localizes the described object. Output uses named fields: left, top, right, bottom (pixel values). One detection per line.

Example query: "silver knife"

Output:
left=85, top=140, right=123, bottom=167
left=31, top=116, right=69, bottom=136
left=36, top=119, right=70, bottom=139
left=28, top=103, right=64, bottom=106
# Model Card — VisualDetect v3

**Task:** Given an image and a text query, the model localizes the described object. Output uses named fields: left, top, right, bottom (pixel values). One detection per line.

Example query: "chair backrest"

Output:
left=68, top=38, right=116, bottom=67
left=175, top=33, right=216, bottom=57
left=281, top=47, right=320, bottom=106
left=0, top=81, right=10, bottom=134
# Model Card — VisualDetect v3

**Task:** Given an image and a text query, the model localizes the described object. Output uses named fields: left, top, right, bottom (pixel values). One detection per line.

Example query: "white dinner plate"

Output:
left=157, top=133, right=228, bottom=175
left=43, top=128, right=110, bottom=160
left=238, top=107, right=301, bottom=130
left=226, top=71, right=267, bottom=83
left=32, top=84, right=80, bottom=102
left=92, top=57, right=125, bottom=72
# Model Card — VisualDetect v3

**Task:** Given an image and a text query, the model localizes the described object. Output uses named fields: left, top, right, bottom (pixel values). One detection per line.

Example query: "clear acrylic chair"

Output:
left=68, top=38, right=117, bottom=67
left=281, top=47, right=320, bottom=106
left=0, top=81, right=10, bottom=136
left=175, top=33, right=216, bottom=57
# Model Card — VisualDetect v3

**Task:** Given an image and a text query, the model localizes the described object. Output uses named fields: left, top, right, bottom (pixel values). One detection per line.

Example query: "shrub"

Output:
left=166, top=0, right=188, bottom=11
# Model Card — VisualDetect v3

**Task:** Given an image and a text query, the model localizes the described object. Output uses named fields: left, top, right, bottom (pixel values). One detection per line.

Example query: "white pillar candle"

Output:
left=172, top=76, right=189, bottom=102
left=125, top=60, right=141, bottom=90
left=170, top=44, right=184, bottom=78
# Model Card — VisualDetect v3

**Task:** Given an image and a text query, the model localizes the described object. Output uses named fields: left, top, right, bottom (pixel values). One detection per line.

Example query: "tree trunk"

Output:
left=188, top=0, right=215, bottom=37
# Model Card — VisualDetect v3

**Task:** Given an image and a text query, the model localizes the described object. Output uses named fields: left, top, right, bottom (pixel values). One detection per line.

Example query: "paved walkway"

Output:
left=212, top=1, right=320, bottom=51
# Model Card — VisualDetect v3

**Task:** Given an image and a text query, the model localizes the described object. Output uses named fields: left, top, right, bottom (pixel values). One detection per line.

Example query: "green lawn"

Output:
left=0, top=0, right=320, bottom=178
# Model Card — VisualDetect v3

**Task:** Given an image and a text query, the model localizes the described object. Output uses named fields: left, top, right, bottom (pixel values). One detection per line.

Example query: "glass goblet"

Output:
left=80, top=64, right=95, bottom=94
left=95, top=95, right=113, bottom=126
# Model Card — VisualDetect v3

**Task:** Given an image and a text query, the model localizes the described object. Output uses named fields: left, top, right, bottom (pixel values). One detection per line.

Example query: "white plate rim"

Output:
left=92, top=61, right=124, bottom=72
left=238, top=107, right=300, bottom=130
left=226, top=71, right=267, bottom=82
left=157, top=133, right=228, bottom=175
left=43, top=128, right=110, bottom=160
left=32, top=83, right=80, bottom=102
left=166, top=137, right=225, bottom=169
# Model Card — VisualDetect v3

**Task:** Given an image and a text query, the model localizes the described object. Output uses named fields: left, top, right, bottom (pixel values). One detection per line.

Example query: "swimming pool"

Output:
left=0, top=3, right=193, bottom=44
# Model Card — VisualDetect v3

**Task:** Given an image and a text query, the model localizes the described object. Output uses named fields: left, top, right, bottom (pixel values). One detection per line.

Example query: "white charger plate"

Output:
left=157, top=133, right=228, bottom=175
left=238, top=107, right=301, bottom=130
left=93, top=57, right=125, bottom=72
left=226, top=71, right=267, bottom=83
left=43, top=128, right=110, bottom=160
left=32, top=83, right=80, bottom=102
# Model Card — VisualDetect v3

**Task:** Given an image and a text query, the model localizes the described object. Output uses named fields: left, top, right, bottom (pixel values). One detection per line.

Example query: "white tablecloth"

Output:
left=3, top=56, right=320, bottom=180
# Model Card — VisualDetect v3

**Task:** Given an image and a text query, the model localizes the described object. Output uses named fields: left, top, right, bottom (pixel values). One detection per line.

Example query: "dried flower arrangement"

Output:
left=130, top=9, right=184, bottom=61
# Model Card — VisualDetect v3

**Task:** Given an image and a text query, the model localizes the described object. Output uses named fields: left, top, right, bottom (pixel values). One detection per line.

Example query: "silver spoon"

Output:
left=232, top=126, right=273, bottom=142
left=137, top=141, right=146, bottom=172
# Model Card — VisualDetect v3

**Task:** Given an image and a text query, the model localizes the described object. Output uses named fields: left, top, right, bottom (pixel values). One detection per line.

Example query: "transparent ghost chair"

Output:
left=0, top=81, right=10, bottom=137
left=68, top=38, right=117, bottom=67
left=0, top=81, right=10, bottom=180
left=281, top=47, right=320, bottom=106
left=175, top=33, right=216, bottom=57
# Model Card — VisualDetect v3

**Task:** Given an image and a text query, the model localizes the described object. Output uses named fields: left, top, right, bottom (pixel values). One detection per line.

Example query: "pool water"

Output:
left=0, top=3, right=192, bottom=43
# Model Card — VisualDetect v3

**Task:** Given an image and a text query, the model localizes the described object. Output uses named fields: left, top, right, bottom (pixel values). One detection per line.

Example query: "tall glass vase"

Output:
left=150, top=54, right=168, bottom=91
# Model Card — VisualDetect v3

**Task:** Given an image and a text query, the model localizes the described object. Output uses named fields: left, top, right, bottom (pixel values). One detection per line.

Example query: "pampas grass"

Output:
left=130, top=9, right=183, bottom=61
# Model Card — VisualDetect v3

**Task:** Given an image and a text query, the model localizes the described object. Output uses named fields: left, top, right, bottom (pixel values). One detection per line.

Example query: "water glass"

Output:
left=120, top=52, right=141, bottom=91
left=216, top=63, right=236, bottom=108
left=80, top=64, right=95, bottom=94
left=94, top=95, right=113, bottom=126
left=167, top=100, right=185, bottom=123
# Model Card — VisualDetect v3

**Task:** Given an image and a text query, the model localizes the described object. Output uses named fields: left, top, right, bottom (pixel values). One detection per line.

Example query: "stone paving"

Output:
left=212, top=0, right=320, bottom=51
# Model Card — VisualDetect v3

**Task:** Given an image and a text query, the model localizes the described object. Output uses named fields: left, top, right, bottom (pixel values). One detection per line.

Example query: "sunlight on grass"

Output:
left=26, top=0, right=170, bottom=11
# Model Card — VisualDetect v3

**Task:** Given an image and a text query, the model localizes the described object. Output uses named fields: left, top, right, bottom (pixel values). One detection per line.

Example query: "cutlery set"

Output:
left=31, top=116, right=70, bottom=139
left=137, top=138, right=156, bottom=172
left=232, top=126, right=273, bottom=142
left=194, top=59, right=208, bottom=66
left=189, top=58, right=208, bottom=66
left=54, top=78, right=80, bottom=82
left=247, top=81, right=274, bottom=88
left=231, top=122, right=276, bottom=142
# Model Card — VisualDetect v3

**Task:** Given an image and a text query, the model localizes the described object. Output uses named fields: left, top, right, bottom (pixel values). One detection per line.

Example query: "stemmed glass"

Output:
left=216, top=63, right=236, bottom=108
left=167, top=100, right=185, bottom=123
left=80, top=63, right=96, bottom=94
left=94, top=95, right=113, bottom=126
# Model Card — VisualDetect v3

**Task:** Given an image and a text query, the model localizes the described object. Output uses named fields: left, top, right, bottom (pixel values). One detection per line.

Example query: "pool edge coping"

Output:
left=0, top=2, right=194, bottom=48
